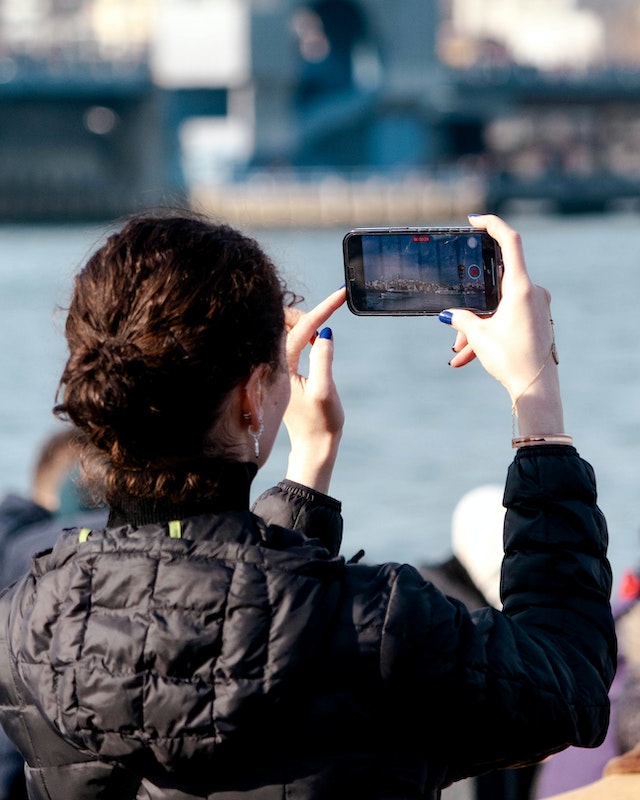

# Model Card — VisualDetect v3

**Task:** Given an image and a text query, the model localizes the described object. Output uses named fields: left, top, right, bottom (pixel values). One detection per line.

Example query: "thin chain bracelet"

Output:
left=511, top=317, right=562, bottom=441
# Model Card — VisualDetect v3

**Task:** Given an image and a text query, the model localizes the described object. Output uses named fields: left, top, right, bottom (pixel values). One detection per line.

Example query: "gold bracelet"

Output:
left=512, top=434, right=573, bottom=449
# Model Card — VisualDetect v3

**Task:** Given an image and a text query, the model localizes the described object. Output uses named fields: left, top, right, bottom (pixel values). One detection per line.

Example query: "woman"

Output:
left=0, top=212, right=615, bottom=799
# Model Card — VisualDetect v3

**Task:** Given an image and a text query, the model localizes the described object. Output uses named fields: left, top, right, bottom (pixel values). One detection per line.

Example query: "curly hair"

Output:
left=55, top=212, right=299, bottom=503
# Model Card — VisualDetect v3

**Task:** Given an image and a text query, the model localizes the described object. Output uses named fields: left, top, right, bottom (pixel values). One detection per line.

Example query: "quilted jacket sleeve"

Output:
left=252, top=480, right=343, bottom=556
left=378, top=446, right=616, bottom=785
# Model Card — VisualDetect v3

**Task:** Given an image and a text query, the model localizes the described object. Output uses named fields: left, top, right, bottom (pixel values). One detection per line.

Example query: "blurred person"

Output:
left=421, top=485, right=538, bottom=800
left=0, top=427, right=107, bottom=800
left=419, top=484, right=505, bottom=613
left=0, top=429, right=78, bottom=547
left=29, top=428, right=82, bottom=515
left=0, top=428, right=107, bottom=590
left=537, top=745, right=640, bottom=800
left=538, top=598, right=640, bottom=800
left=533, top=561, right=640, bottom=799
left=0, top=211, right=615, bottom=799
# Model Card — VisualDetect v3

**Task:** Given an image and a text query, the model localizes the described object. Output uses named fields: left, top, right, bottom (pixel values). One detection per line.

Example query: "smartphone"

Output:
left=343, top=227, right=502, bottom=316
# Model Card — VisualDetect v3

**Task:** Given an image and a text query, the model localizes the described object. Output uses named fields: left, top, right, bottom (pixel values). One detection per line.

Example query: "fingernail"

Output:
left=439, top=310, right=453, bottom=325
left=319, top=327, right=333, bottom=340
left=468, top=213, right=482, bottom=218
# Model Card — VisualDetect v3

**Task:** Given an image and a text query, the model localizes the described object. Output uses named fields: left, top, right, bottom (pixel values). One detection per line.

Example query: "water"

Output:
left=1, top=213, right=639, bottom=593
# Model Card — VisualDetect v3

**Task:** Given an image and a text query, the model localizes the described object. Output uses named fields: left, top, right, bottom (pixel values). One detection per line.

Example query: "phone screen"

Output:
left=343, top=228, right=502, bottom=315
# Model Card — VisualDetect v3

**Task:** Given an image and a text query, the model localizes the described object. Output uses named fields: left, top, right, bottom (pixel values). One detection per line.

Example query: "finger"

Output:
left=451, top=329, right=468, bottom=354
left=540, top=286, right=552, bottom=307
left=285, top=307, right=319, bottom=345
left=302, top=287, right=346, bottom=335
left=449, top=343, right=477, bottom=368
left=442, top=312, right=478, bottom=366
left=307, top=328, right=335, bottom=396
left=468, top=214, right=529, bottom=293
left=439, top=308, right=483, bottom=338
left=284, top=307, right=305, bottom=332
left=286, top=288, right=346, bottom=367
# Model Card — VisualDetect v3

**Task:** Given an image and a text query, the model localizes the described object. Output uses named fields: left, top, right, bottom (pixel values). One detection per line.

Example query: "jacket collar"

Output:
left=106, top=461, right=258, bottom=528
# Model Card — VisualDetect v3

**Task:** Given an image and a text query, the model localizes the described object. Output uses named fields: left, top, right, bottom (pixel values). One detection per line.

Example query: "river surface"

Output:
left=1, top=212, right=639, bottom=593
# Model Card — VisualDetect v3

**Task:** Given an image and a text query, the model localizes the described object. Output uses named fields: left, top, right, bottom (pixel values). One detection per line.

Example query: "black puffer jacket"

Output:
left=0, top=448, right=616, bottom=799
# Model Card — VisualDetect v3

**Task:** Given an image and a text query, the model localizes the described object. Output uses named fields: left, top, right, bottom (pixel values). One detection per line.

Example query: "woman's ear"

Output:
left=241, top=364, right=267, bottom=425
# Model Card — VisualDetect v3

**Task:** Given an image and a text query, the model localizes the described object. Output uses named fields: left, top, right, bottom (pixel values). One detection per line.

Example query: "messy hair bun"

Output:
left=55, top=211, right=298, bottom=502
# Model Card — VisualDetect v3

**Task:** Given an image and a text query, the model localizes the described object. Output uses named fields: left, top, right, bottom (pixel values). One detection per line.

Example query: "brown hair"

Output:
left=55, top=212, right=298, bottom=502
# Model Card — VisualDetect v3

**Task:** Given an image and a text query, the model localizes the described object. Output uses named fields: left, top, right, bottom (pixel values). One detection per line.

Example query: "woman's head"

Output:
left=55, top=212, right=297, bottom=502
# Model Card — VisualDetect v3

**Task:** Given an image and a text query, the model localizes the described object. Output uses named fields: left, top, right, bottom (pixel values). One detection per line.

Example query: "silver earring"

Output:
left=248, top=418, right=264, bottom=459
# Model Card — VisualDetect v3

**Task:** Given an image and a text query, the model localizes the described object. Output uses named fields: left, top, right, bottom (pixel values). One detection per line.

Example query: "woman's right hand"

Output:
left=439, top=214, right=565, bottom=438
left=282, top=288, right=346, bottom=494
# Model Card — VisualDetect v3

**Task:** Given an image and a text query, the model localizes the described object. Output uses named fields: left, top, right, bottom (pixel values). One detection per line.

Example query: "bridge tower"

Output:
left=249, top=0, right=451, bottom=171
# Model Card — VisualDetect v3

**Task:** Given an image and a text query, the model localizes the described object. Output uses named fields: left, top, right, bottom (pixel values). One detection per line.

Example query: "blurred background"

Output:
left=2, top=1, right=640, bottom=595
left=0, top=0, right=639, bottom=222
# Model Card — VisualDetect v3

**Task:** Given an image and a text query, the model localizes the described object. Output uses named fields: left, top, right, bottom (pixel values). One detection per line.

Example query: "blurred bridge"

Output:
left=1, top=0, right=640, bottom=222
left=246, top=0, right=640, bottom=217
left=0, top=54, right=226, bottom=221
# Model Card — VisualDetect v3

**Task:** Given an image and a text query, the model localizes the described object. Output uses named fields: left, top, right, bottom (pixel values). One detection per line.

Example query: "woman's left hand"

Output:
left=283, top=287, right=346, bottom=494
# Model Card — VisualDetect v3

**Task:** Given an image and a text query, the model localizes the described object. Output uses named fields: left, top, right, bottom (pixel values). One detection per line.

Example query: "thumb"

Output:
left=307, top=327, right=335, bottom=394
left=439, top=307, right=484, bottom=335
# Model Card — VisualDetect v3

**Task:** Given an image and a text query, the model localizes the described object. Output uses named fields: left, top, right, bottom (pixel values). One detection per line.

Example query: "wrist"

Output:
left=286, top=436, right=341, bottom=495
left=512, top=364, right=564, bottom=438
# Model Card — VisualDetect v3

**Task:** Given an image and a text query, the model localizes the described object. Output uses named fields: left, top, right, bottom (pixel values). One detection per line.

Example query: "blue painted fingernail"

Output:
left=439, top=310, right=453, bottom=325
left=468, top=213, right=481, bottom=218
left=319, top=327, right=333, bottom=340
